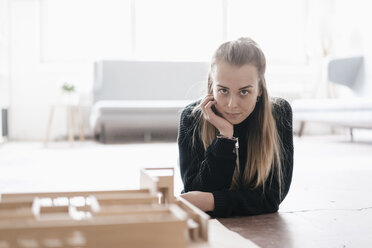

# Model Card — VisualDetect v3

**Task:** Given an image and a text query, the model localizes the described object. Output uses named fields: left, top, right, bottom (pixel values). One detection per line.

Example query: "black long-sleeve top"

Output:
left=177, top=97, right=294, bottom=217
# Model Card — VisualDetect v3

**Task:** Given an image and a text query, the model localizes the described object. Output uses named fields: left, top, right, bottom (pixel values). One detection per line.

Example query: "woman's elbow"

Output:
left=264, top=198, right=280, bottom=213
left=267, top=204, right=279, bottom=213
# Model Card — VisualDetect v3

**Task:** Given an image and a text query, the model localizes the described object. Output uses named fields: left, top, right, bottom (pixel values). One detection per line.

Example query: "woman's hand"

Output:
left=201, top=95, right=234, bottom=138
left=180, top=191, right=215, bottom=212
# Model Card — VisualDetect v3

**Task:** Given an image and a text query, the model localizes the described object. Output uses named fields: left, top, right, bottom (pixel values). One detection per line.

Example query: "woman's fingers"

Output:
left=204, top=100, right=217, bottom=119
left=201, top=95, right=213, bottom=108
left=201, top=95, right=214, bottom=119
left=200, top=95, right=233, bottom=136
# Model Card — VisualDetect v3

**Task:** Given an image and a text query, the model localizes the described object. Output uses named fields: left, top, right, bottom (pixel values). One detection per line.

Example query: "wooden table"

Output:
left=218, top=209, right=372, bottom=248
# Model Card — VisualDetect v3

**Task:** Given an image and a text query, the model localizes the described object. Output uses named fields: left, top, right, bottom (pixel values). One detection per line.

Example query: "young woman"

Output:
left=177, top=37, right=293, bottom=217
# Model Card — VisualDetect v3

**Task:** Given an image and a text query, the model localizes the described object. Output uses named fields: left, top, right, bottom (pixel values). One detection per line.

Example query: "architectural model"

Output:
left=0, top=168, right=210, bottom=248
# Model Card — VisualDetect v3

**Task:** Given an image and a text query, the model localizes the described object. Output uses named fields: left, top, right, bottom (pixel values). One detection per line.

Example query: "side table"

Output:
left=44, top=103, right=85, bottom=146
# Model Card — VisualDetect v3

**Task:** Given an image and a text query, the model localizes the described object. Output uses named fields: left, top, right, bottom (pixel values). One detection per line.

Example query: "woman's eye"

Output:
left=219, top=89, right=228, bottom=95
left=241, top=90, right=249, bottom=96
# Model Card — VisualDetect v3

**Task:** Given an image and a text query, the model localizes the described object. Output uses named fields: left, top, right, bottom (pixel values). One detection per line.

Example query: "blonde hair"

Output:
left=192, top=37, right=282, bottom=193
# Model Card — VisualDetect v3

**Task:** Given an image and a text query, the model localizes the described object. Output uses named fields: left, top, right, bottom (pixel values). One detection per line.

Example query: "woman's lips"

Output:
left=225, top=112, right=241, bottom=118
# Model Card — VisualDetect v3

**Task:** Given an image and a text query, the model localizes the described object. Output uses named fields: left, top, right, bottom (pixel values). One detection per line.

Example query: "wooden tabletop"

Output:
left=218, top=209, right=372, bottom=248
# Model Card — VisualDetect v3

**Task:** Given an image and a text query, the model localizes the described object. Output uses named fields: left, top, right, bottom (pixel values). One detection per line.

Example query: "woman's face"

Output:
left=212, top=62, right=261, bottom=125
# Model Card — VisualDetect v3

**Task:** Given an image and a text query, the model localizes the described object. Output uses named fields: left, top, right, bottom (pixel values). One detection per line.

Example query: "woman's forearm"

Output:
left=180, top=191, right=215, bottom=212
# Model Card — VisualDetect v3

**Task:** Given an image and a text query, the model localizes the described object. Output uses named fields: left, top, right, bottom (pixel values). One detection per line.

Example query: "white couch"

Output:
left=292, top=56, right=372, bottom=140
left=90, top=60, right=209, bottom=142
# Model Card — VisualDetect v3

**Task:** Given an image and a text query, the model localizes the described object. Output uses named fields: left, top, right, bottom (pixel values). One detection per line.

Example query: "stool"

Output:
left=44, top=103, right=85, bottom=146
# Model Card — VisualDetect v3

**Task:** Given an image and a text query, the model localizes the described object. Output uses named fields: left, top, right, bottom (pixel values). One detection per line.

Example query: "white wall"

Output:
left=0, top=0, right=10, bottom=108
left=322, top=0, right=372, bottom=98
left=9, top=0, right=93, bottom=141
left=6, top=0, right=371, bottom=141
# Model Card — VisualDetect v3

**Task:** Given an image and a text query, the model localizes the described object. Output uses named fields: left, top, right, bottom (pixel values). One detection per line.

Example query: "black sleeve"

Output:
left=210, top=99, right=294, bottom=217
left=177, top=105, right=238, bottom=192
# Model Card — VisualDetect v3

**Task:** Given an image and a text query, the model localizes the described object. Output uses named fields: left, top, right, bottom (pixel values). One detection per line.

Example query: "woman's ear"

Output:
left=257, top=83, right=263, bottom=103
left=257, top=90, right=262, bottom=98
left=258, top=80, right=263, bottom=96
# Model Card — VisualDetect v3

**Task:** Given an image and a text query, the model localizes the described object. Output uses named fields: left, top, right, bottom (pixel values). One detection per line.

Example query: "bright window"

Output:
left=40, top=0, right=308, bottom=64
left=41, top=0, right=132, bottom=62
left=134, top=0, right=222, bottom=61
left=226, top=0, right=307, bottom=65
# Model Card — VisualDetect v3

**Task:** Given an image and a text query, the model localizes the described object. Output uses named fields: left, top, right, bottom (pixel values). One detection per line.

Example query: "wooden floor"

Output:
left=1, top=133, right=372, bottom=247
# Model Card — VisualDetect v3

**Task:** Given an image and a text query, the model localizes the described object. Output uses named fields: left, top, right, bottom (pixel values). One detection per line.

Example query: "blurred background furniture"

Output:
left=1, top=107, right=8, bottom=143
left=90, top=60, right=209, bottom=143
left=44, top=94, right=85, bottom=146
left=292, top=56, right=372, bottom=140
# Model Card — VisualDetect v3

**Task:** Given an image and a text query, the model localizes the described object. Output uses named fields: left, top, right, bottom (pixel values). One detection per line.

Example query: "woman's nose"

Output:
left=227, top=96, right=238, bottom=108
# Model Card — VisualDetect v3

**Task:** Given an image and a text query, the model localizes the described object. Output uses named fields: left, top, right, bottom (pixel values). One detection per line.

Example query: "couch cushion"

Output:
left=292, top=98, right=372, bottom=128
left=90, top=100, right=193, bottom=135
left=292, top=98, right=372, bottom=111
